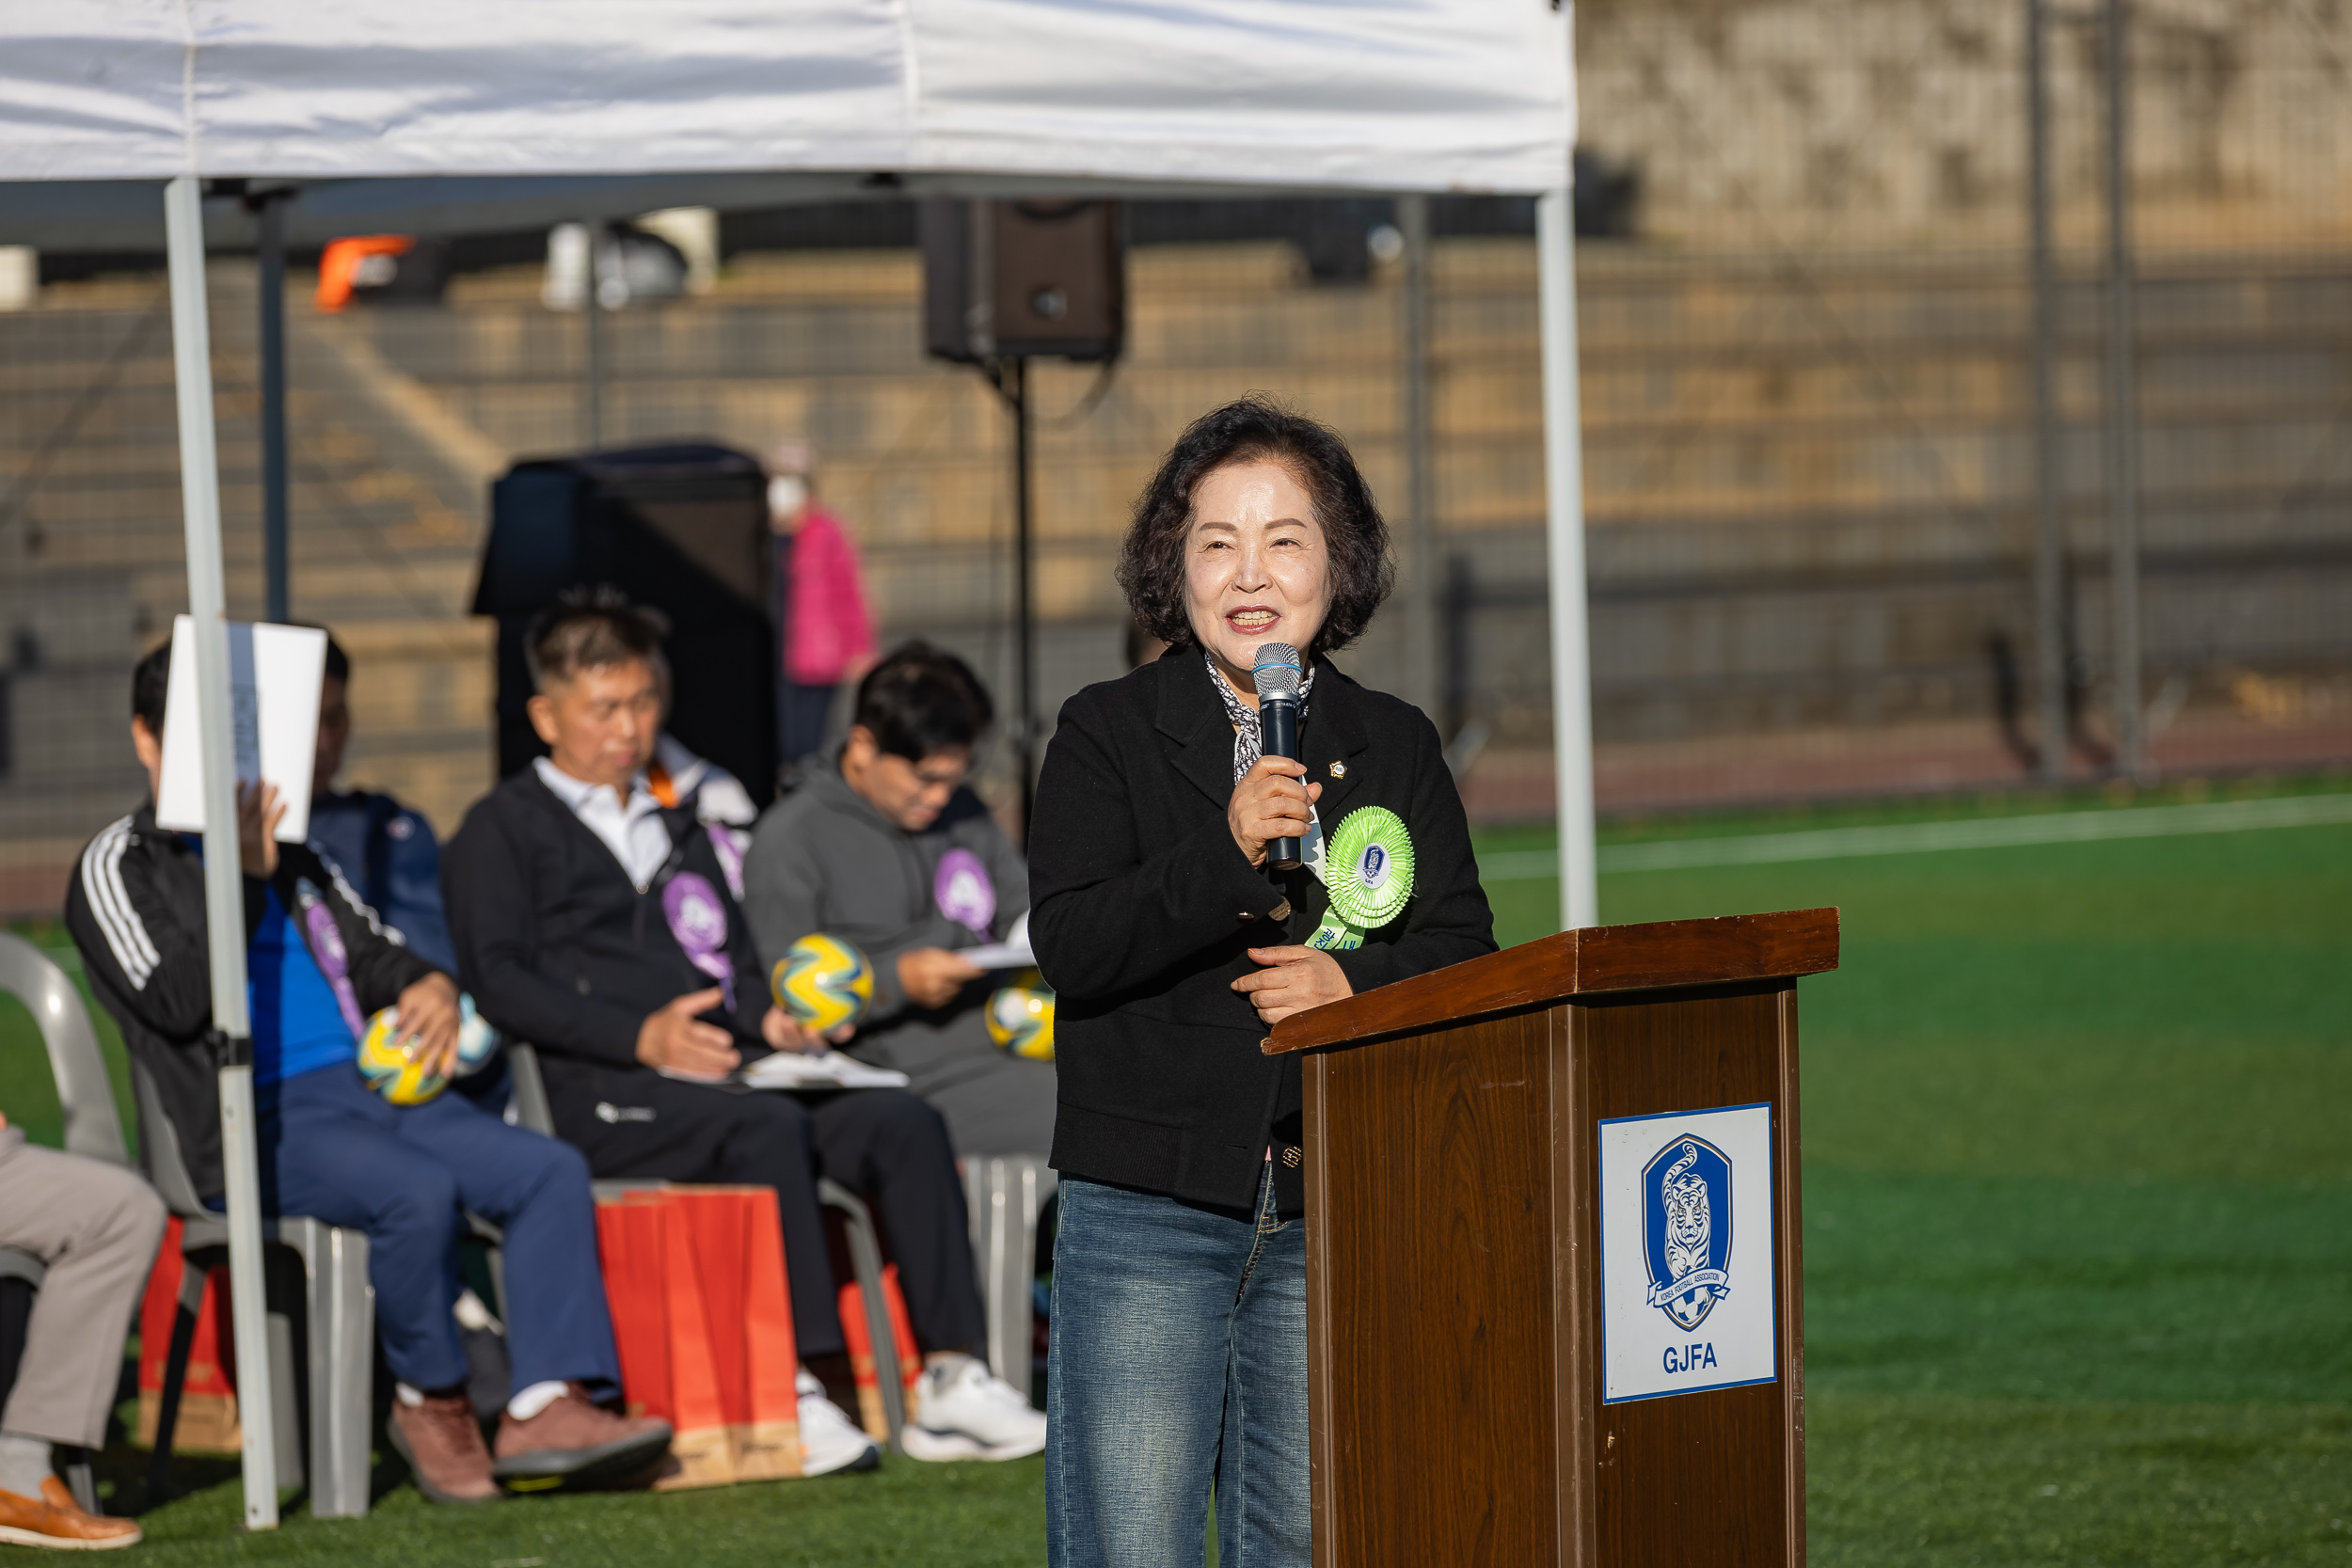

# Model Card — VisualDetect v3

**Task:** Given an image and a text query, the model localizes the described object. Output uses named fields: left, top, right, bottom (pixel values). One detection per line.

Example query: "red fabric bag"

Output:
left=595, top=1185, right=801, bottom=1487
left=836, top=1264, right=922, bottom=1443
left=134, top=1217, right=241, bottom=1453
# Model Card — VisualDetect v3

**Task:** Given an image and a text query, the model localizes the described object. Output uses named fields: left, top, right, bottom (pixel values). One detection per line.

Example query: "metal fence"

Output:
left=6, top=0, right=2351, bottom=916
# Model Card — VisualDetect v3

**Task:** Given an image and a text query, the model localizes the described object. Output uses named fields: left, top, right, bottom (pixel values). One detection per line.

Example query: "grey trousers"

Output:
left=928, top=1051, right=1058, bottom=1159
left=0, top=1128, right=167, bottom=1449
left=857, top=1023, right=1058, bottom=1158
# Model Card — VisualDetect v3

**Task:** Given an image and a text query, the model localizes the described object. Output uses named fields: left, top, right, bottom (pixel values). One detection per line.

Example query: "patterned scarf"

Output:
left=1206, top=649, right=1315, bottom=784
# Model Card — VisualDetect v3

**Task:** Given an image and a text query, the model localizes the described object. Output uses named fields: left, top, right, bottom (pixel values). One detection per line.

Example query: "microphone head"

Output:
left=1251, top=643, right=1303, bottom=701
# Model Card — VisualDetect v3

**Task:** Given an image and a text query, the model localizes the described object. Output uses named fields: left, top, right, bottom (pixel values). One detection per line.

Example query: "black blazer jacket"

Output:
left=1030, top=648, right=1496, bottom=1216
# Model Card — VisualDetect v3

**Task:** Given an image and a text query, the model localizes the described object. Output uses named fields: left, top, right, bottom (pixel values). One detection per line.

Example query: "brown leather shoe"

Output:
left=493, top=1383, right=672, bottom=1492
left=0, top=1477, right=142, bottom=1549
left=387, top=1392, right=501, bottom=1505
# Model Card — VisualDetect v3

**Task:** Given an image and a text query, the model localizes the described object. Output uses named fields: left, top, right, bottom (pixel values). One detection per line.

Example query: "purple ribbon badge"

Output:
left=661, top=871, right=736, bottom=1010
left=934, top=848, right=995, bottom=936
left=707, top=824, right=749, bottom=902
left=296, top=884, right=368, bottom=1041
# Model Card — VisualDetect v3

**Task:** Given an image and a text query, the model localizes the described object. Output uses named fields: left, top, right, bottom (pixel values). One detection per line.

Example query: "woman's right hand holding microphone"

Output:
left=1227, top=755, right=1321, bottom=869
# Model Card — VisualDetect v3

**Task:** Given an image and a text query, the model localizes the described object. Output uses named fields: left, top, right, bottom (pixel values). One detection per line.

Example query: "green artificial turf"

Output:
left=5, top=779, right=2348, bottom=1564
left=1488, top=779, right=2352, bottom=1566
left=88, top=1449, right=1047, bottom=1567
left=1809, top=1395, right=2352, bottom=1567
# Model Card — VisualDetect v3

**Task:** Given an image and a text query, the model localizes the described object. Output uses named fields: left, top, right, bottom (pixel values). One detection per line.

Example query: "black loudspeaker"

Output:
left=471, top=443, right=777, bottom=806
left=920, top=198, right=1125, bottom=363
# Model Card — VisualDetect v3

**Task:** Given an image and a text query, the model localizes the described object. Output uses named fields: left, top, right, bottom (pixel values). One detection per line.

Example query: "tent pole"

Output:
left=582, top=225, right=605, bottom=451
left=2026, top=0, right=2068, bottom=784
left=1397, top=193, right=1438, bottom=721
left=258, top=196, right=289, bottom=623
left=2101, top=0, right=2144, bottom=780
left=1535, top=187, right=1597, bottom=932
left=1011, top=356, right=1036, bottom=837
left=164, top=175, right=280, bottom=1532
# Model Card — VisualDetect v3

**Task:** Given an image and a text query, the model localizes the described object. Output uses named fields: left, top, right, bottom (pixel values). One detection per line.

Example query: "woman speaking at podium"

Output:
left=1031, top=398, right=1495, bottom=1567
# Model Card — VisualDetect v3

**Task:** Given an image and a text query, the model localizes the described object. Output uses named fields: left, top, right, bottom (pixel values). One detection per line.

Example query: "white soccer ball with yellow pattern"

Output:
left=358, top=1006, right=449, bottom=1105
left=984, top=978, right=1055, bottom=1062
left=772, top=933, right=875, bottom=1034
left=356, top=992, right=499, bottom=1105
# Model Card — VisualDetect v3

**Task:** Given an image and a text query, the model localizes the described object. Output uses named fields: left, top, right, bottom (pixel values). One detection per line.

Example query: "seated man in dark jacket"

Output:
left=442, top=597, right=1047, bottom=1466
left=66, top=643, right=669, bottom=1507
left=742, top=641, right=1054, bottom=1157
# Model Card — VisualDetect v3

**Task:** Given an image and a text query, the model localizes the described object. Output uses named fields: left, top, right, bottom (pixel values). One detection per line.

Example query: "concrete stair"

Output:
left=0, top=264, right=496, bottom=912
left=5, top=236, right=2348, bottom=908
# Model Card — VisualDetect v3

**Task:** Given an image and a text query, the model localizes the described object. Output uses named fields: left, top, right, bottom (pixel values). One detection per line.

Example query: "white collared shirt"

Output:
left=533, top=757, right=671, bottom=892
left=653, top=733, right=757, bottom=827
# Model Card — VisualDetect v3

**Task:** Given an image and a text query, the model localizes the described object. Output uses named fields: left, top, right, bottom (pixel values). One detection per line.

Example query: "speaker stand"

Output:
left=982, top=355, right=1037, bottom=842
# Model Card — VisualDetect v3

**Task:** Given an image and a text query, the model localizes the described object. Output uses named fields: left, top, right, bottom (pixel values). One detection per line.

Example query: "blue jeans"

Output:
left=1046, top=1170, right=1309, bottom=1568
left=255, top=1064, right=619, bottom=1397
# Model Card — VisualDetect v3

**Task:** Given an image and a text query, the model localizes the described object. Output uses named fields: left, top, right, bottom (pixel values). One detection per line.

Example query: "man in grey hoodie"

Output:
left=742, top=642, right=1054, bottom=1156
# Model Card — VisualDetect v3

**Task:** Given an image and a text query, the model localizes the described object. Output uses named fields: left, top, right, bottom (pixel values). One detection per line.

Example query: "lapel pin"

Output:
left=1328, top=761, right=1347, bottom=779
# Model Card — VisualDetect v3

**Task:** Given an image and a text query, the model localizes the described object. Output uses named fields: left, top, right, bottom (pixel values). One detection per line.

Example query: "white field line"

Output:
left=1477, top=793, right=2352, bottom=881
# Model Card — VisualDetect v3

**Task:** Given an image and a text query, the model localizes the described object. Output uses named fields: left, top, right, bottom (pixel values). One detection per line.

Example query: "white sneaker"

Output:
left=899, top=1354, right=1049, bottom=1462
left=796, top=1368, right=881, bottom=1477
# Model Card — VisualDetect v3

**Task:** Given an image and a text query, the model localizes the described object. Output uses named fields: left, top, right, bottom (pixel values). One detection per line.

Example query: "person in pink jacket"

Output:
left=767, top=440, right=879, bottom=768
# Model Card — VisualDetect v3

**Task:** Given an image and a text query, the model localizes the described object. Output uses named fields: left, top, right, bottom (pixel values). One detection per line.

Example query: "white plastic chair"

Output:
left=129, top=1060, right=375, bottom=1516
left=961, top=1156, right=1057, bottom=1400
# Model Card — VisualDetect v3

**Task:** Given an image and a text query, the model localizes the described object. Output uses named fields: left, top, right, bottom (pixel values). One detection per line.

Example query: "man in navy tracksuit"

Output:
left=66, top=644, right=669, bottom=1505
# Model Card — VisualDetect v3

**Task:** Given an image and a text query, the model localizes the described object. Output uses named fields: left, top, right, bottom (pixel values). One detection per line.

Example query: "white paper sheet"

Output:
left=153, top=617, right=326, bottom=843
left=959, top=910, right=1034, bottom=973
left=735, top=1050, right=911, bottom=1090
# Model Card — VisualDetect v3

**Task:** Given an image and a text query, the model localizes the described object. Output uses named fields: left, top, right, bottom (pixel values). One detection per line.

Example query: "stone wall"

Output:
left=1579, top=0, right=2352, bottom=251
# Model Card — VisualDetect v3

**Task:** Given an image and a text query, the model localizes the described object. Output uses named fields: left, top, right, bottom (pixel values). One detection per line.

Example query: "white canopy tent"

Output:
left=1, top=0, right=1594, bottom=1527
left=8, top=2, right=1572, bottom=188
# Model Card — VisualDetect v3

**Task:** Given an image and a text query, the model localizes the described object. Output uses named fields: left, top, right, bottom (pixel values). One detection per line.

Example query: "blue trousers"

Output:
left=1046, top=1170, right=1309, bottom=1568
left=256, top=1064, right=618, bottom=1396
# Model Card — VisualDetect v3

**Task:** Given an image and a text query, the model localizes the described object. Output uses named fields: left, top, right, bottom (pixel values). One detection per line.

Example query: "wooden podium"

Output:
left=1264, top=908, right=1839, bottom=1566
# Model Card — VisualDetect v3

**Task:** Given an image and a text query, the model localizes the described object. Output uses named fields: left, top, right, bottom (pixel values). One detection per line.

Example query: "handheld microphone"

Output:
left=1252, top=643, right=1305, bottom=871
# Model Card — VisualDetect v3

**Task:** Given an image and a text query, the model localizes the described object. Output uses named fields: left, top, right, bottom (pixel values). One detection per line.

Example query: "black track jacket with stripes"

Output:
left=64, top=802, right=437, bottom=1203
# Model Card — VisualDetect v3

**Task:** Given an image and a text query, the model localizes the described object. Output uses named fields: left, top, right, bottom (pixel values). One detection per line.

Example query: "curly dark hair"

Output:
left=1115, top=396, right=1394, bottom=655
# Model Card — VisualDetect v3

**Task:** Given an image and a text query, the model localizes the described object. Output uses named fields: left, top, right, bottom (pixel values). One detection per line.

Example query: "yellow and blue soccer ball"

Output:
left=984, top=974, right=1055, bottom=1062
left=772, top=933, right=874, bottom=1033
left=357, top=993, right=500, bottom=1105
left=358, top=1007, right=449, bottom=1105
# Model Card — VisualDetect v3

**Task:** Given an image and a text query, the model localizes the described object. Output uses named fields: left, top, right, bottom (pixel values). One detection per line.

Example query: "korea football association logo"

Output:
left=1642, top=1134, right=1733, bottom=1332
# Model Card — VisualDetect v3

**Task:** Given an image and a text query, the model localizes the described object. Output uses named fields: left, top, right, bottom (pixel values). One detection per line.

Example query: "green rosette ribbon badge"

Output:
left=1309, top=806, right=1415, bottom=952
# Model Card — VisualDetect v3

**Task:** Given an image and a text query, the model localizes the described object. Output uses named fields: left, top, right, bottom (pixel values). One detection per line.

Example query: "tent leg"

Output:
left=582, top=225, right=605, bottom=451
left=2025, top=0, right=2068, bottom=784
left=1009, top=356, right=1035, bottom=837
left=1397, top=193, right=1438, bottom=721
left=1535, top=188, right=1597, bottom=932
left=258, top=197, right=289, bottom=624
left=2101, top=0, right=2145, bottom=781
left=164, top=174, right=280, bottom=1533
